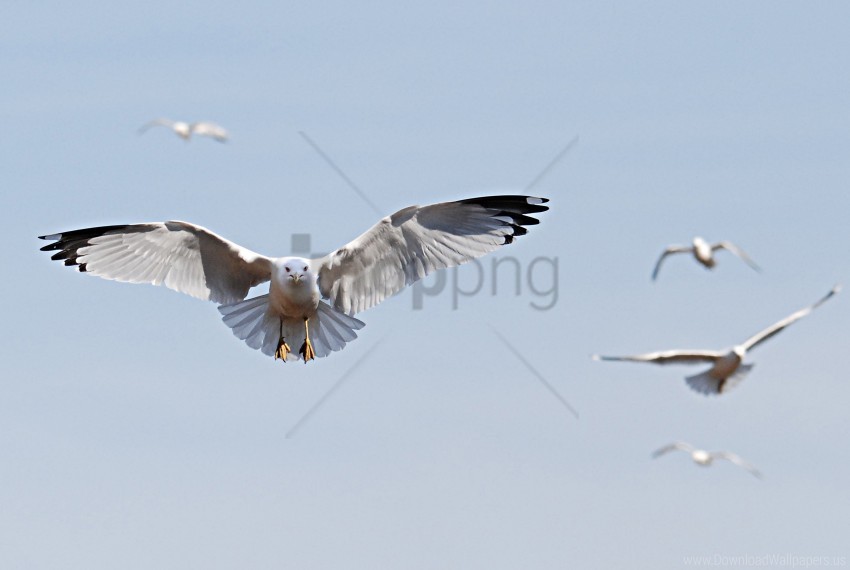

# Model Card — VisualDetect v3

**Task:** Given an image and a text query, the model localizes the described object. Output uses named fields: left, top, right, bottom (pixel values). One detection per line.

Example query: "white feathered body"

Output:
left=691, top=449, right=712, bottom=465
left=692, top=237, right=715, bottom=268
left=685, top=347, right=752, bottom=395
left=220, top=257, right=365, bottom=362
left=707, top=348, right=744, bottom=380
left=171, top=122, right=192, bottom=140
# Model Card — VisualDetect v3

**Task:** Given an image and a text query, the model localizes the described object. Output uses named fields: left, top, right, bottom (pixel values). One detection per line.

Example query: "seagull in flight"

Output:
left=592, top=285, right=840, bottom=395
left=138, top=118, right=229, bottom=142
left=39, top=195, right=548, bottom=363
left=652, top=237, right=760, bottom=280
left=652, top=442, right=763, bottom=479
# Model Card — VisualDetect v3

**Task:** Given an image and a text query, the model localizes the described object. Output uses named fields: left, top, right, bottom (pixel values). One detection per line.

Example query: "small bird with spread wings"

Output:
left=592, top=285, right=840, bottom=395
left=138, top=118, right=229, bottom=142
left=39, top=195, right=548, bottom=363
left=652, top=442, right=763, bottom=479
left=652, top=237, right=760, bottom=281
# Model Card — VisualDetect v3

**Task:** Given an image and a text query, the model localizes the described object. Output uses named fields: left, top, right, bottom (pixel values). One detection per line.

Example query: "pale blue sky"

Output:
left=2, top=2, right=849, bottom=568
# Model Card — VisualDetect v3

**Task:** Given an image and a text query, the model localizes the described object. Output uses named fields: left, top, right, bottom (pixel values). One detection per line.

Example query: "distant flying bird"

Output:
left=138, top=118, right=229, bottom=142
left=592, top=285, right=840, bottom=395
left=652, top=442, right=763, bottom=479
left=39, top=195, right=548, bottom=363
left=652, top=237, right=760, bottom=280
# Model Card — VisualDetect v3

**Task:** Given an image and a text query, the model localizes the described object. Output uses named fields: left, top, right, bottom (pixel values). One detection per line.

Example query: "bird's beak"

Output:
left=290, top=273, right=302, bottom=283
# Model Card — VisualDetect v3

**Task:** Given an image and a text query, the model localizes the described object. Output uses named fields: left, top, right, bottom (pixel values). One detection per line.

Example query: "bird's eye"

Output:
left=303, top=266, right=308, bottom=271
left=285, top=267, right=290, bottom=272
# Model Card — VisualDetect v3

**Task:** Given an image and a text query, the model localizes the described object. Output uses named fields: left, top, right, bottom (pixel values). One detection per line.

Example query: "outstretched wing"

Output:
left=190, top=122, right=229, bottom=142
left=713, top=451, right=763, bottom=479
left=315, top=195, right=548, bottom=315
left=712, top=241, right=761, bottom=272
left=138, top=118, right=175, bottom=134
left=652, top=441, right=694, bottom=458
left=740, top=285, right=841, bottom=351
left=592, top=349, right=723, bottom=365
left=651, top=245, right=691, bottom=281
left=39, top=221, right=273, bottom=304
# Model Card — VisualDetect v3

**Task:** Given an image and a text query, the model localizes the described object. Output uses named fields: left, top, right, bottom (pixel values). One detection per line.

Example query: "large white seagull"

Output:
left=40, top=195, right=549, bottom=363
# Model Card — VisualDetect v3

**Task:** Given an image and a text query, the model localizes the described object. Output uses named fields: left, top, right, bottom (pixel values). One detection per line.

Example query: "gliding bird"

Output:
left=39, top=195, right=548, bottom=364
left=652, top=237, right=760, bottom=280
left=138, top=118, right=229, bottom=142
left=592, top=285, right=840, bottom=395
left=652, top=442, right=763, bottom=479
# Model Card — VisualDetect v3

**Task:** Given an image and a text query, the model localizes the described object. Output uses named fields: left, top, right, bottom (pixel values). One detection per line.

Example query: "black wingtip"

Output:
left=458, top=195, right=550, bottom=214
left=457, top=195, right=549, bottom=246
left=39, top=231, right=67, bottom=240
left=38, top=225, right=130, bottom=270
left=510, top=225, right=528, bottom=237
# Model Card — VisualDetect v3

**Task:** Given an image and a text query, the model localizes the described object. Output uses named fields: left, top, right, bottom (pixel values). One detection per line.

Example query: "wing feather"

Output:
left=712, top=241, right=761, bottom=272
left=592, top=349, right=723, bottom=365
left=137, top=118, right=175, bottom=134
left=652, top=442, right=694, bottom=458
left=39, top=221, right=273, bottom=304
left=713, top=451, right=763, bottom=479
left=315, top=195, right=549, bottom=315
left=651, top=245, right=691, bottom=281
left=190, top=122, right=229, bottom=141
left=740, top=285, right=841, bottom=351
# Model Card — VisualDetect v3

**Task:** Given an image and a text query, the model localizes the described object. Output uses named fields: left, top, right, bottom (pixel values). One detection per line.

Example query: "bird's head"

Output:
left=280, top=258, right=314, bottom=286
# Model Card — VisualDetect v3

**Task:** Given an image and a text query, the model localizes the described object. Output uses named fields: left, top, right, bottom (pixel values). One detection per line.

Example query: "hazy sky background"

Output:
left=3, top=2, right=849, bottom=568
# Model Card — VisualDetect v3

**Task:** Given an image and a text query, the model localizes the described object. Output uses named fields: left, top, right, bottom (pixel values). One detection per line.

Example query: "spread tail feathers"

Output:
left=218, top=296, right=366, bottom=361
left=685, top=364, right=754, bottom=396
